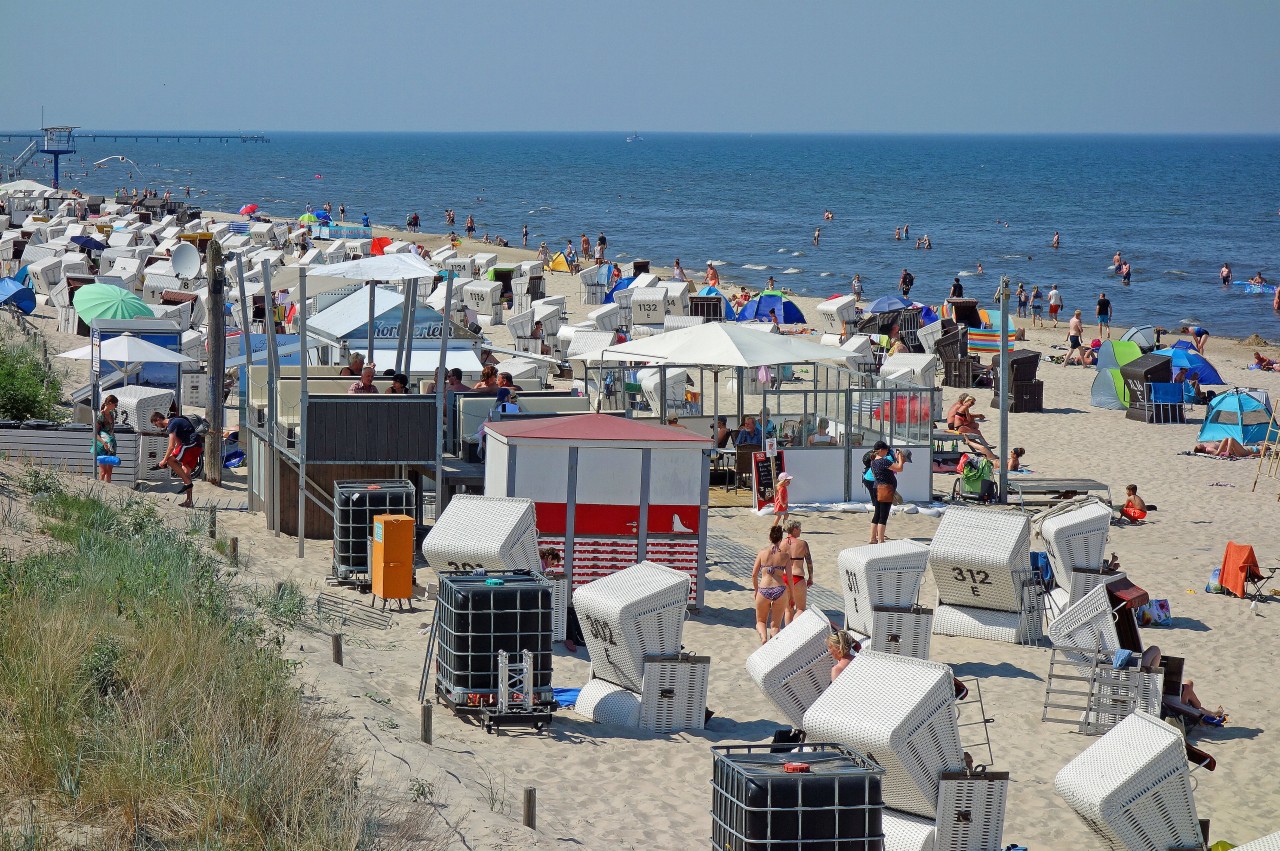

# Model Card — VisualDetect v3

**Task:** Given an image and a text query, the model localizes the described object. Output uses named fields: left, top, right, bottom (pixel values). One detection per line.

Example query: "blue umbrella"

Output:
left=0, top=277, right=36, bottom=314
left=866, top=295, right=913, bottom=314
left=70, top=235, right=108, bottom=252
left=1154, top=346, right=1224, bottom=385
left=315, top=210, right=332, bottom=221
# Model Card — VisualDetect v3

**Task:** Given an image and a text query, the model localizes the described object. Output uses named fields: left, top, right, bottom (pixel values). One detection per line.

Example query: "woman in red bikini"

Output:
left=783, top=520, right=813, bottom=625
left=751, top=526, right=792, bottom=643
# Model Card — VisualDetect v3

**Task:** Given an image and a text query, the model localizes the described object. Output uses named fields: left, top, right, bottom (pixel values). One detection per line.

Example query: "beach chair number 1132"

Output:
left=951, top=567, right=992, bottom=597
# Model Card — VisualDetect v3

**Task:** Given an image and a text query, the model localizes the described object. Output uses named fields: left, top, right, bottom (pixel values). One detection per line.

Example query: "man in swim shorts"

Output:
left=1096, top=292, right=1112, bottom=339
left=1220, top=263, right=1231, bottom=287
left=1048, top=284, right=1063, bottom=327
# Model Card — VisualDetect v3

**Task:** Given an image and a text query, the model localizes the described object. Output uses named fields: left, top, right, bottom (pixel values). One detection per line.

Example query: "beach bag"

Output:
left=1205, top=567, right=1223, bottom=594
left=876, top=483, right=895, bottom=503
left=1138, top=599, right=1172, bottom=626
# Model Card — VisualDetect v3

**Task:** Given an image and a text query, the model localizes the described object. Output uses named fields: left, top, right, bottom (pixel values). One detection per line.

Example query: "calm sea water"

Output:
left=9, top=132, right=1280, bottom=337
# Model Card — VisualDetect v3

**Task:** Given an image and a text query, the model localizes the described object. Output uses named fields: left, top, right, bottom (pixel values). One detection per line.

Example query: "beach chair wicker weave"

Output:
left=744, top=608, right=834, bottom=728
left=1047, top=584, right=1122, bottom=675
left=420, top=495, right=541, bottom=574
left=928, top=507, right=1031, bottom=613
left=1055, top=711, right=1201, bottom=851
left=1236, top=831, right=1280, bottom=850
left=574, top=678, right=640, bottom=727
left=1068, top=567, right=1126, bottom=608
left=573, top=561, right=689, bottom=693
left=870, top=606, right=934, bottom=660
left=1039, top=500, right=1112, bottom=579
left=803, top=651, right=965, bottom=819
left=934, top=771, right=1009, bottom=851
left=638, top=653, right=709, bottom=733
left=932, top=568, right=1044, bottom=645
left=839, top=540, right=930, bottom=637
left=881, top=809, right=938, bottom=851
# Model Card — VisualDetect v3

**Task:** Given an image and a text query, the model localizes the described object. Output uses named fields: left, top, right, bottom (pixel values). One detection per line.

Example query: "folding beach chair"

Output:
left=1219, top=541, right=1277, bottom=602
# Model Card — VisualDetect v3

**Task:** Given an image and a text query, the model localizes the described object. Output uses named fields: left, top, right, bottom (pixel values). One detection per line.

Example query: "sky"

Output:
left=5, top=0, right=1279, bottom=134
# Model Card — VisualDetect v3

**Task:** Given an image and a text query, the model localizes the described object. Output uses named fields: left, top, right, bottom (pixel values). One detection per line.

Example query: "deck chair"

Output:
left=732, top=443, right=760, bottom=492
left=1219, top=541, right=1277, bottom=601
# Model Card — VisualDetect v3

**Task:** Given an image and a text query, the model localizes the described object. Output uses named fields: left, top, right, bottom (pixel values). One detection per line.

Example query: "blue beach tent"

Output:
left=604, top=276, right=636, bottom=304
left=736, top=289, right=806, bottom=324
left=696, top=285, right=737, bottom=320
left=0, top=277, right=35, bottom=314
left=1197, top=389, right=1273, bottom=446
left=1154, top=344, right=1224, bottom=385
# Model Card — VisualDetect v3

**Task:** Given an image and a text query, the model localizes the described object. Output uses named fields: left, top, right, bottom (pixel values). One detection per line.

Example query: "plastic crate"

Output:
left=710, top=743, right=885, bottom=851
left=332, top=479, right=416, bottom=579
left=434, top=572, right=553, bottom=707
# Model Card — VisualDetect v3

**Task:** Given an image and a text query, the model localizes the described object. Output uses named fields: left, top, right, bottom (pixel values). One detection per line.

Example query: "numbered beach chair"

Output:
left=1038, top=498, right=1112, bottom=584
left=881, top=771, right=1011, bottom=851
left=837, top=540, right=929, bottom=638
left=419, top=495, right=541, bottom=573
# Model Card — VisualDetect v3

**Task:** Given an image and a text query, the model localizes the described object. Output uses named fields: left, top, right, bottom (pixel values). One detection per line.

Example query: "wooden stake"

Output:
left=522, top=787, right=536, bottom=830
left=331, top=633, right=343, bottom=666
left=228, top=536, right=239, bottom=559
left=204, top=239, right=226, bottom=486
left=420, top=704, right=432, bottom=744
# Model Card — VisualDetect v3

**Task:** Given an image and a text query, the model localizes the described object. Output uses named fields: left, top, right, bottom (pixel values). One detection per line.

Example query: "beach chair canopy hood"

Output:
left=1197, top=389, right=1273, bottom=445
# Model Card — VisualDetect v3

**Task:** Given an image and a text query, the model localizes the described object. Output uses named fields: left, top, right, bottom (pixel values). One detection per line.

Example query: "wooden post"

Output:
left=207, top=506, right=217, bottom=538
left=205, top=239, right=226, bottom=486
left=522, top=787, right=536, bottom=830
left=331, top=633, right=343, bottom=666
left=228, top=536, right=239, bottom=559
left=420, top=703, right=432, bottom=744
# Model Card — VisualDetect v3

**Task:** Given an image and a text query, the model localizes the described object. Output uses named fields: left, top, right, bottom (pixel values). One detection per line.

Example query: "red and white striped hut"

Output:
left=483, top=413, right=711, bottom=606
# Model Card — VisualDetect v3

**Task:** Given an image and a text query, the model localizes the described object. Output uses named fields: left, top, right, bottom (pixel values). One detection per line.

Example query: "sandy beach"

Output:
left=13, top=220, right=1280, bottom=850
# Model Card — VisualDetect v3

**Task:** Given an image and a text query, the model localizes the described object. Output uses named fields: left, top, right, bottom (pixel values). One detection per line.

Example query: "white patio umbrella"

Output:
left=58, top=332, right=195, bottom=384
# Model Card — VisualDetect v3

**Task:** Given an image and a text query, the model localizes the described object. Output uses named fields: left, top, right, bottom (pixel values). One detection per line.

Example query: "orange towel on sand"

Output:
left=1220, top=541, right=1261, bottom=599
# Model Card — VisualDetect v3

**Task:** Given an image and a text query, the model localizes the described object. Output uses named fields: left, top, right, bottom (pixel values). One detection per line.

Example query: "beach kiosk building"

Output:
left=483, top=413, right=712, bottom=606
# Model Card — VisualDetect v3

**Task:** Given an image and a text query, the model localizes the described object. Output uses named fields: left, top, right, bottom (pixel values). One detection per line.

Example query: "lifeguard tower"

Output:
left=40, top=126, right=77, bottom=189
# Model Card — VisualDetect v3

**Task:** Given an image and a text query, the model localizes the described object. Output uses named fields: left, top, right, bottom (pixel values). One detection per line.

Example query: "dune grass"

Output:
left=0, top=474, right=391, bottom=849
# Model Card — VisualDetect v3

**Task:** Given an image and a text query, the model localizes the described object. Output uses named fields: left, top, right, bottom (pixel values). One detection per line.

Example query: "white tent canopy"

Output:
left=306, top=253, right=438, bottom=282
left=306, top=285, right=405, bottom=339
left=0, top=179, right=56, bottom=194
left=571, top=321, right=845, bottom=368
left=58, top=333, right=195, bottom=366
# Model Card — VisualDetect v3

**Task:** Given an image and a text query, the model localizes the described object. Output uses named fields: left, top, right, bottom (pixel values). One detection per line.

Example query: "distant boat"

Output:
left=626, top=133, right=644, bottom=143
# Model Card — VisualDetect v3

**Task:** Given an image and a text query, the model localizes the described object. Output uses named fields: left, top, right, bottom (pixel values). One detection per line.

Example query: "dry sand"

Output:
left=16, top=226, right=1280, bottom=849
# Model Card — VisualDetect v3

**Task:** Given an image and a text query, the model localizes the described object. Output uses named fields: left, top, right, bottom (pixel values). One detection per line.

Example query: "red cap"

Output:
left=783, top=762, right=811, bottom=773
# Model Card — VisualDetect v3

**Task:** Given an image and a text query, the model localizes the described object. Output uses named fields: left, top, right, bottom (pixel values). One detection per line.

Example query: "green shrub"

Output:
left=0, top=342, right=63, bottom=423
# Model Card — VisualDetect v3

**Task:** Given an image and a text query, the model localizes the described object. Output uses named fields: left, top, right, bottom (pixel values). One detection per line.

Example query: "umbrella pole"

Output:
left=998, top=276, right=1010, bottom=504
left=367, top=281, right=375, bottom=366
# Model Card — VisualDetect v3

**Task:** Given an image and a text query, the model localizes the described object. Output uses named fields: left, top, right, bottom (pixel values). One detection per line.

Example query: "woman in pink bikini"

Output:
left=751, top=526, right=792, bottom=643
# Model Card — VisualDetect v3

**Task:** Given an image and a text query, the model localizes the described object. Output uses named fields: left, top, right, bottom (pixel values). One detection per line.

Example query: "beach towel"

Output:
left=553, top=687, right=581, bottom=709
left=1219, top=541, right=1262, bottom=599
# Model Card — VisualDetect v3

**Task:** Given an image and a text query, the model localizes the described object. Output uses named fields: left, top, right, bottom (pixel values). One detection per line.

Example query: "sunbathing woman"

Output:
left=946, top=394, right=998, bottom=461
left=751, top=526, right=792, bottom=643
left=1254, top=352, right=1280, bottom=371
left=1195, top=437, right=1260, bottom=457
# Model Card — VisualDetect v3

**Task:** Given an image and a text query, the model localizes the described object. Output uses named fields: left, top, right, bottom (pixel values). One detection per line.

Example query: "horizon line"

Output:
left=4, top=129, right=1280, bottom=139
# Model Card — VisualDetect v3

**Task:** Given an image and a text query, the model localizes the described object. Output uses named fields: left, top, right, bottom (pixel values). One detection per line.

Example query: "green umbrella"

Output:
left=72, top=283, right=152, bottom=322
left=299, top=212, right=319, bottom=223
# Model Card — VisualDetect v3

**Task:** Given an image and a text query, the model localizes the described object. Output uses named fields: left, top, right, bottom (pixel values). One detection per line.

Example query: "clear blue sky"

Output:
left=8, top=0, right=1278, bottom=134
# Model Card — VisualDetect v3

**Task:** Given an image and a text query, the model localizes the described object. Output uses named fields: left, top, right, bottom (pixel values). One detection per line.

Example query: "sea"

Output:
left=7, top=132, right=1279, bottom=338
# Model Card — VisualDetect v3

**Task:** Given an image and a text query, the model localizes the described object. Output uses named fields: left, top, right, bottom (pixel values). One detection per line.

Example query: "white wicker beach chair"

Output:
left=541, top=572, right=569, bottom=642
left=420, top=495, right=541, bottom=573
left=931, top=570, right=1044, bottom=646
left=1068, top=567, right=1127, bottom=608
left=882, top=809, right=939, bottom=851
left=574, top=678, right=641, bottom=727
left=744, top=608, right=834, bottom=728
left=934, top=771, right=1010, bottom=851
left=1039, top=500, right=1112, bottom=580
left=1047, top=583, right=1123, bottom=674
left=1236, top=831, right=1280, bottom=850
left=638, top=653, right=709, bottom=733
left=838, top=540, right=930, bottom=636
left=572, top=561, right=689, bottom=693
left=870, top=606, right=934, bottom=660
left=803, top=651, right=965, bottom=819
left=1055, top=711, right=1202, bottom=851
left=928, top=506, right=1030, bottom=613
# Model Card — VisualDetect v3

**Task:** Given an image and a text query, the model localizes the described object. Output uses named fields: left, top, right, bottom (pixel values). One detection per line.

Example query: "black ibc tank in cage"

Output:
left=711, top=744, right=885, bottom=851
left=332, top=480, right=416, bottom=579
left=435, top=573, right=554, bottom=708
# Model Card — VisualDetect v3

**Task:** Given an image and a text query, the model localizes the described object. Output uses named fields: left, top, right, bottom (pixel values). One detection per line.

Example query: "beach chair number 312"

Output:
left=950, top=567, right=992, bottom=597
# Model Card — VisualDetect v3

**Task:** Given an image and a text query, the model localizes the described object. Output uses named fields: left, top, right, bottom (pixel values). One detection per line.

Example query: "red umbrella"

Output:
left=370, top=237, right=393, bottom=256
left=238, top=203, right=258, bottom=215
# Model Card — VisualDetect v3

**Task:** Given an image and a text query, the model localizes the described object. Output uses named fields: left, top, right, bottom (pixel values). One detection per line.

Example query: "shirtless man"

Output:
left=783, top=521, right=813, bottom=625
left=1220, top=263, right=1232, bottom=287
left=1112, top=251, right=1123, bottom=273
left=703, top=263, right=720, bottom=287
left=1052, top=231, right=1060, bottom=249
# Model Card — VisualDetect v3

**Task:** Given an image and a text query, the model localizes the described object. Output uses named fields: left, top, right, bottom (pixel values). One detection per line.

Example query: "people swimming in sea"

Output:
left=1250, top=271, right=1269, bottom=285
left=894, top=227, right=901, bottom=240
left=1052, top=231, right=1060, bottom=249
left=976, top=261, right=983, bottom=275
left=1113, top=251, right=1123, bottom=273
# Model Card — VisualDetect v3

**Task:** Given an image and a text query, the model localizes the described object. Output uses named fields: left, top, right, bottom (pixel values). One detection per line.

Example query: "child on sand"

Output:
left=1121, top=484, right=1148, bottom=523
left=771, top=472, right=793, bottom=528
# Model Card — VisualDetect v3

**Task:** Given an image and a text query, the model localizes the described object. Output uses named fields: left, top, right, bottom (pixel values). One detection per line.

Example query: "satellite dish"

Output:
left=171, top=242, right=200, bottom=279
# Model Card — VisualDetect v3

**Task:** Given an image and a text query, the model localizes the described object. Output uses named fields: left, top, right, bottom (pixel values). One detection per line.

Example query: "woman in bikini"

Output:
left=751, top=526, right=792, bottom=643
left=783, top=521, right=813, bottom=625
